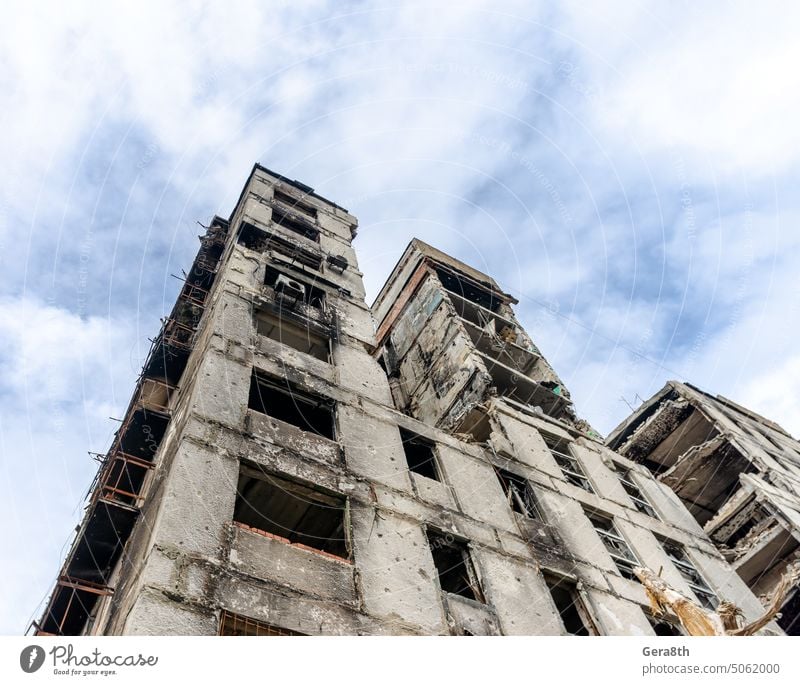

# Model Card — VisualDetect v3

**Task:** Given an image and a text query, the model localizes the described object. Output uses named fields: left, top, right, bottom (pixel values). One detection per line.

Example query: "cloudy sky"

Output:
left=1, top=1, right=799, bottom=634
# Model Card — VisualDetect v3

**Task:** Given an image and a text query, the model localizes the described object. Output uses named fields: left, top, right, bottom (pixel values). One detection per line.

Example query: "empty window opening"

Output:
left=137, top=378, right=175, bottom=414
left=587, top=512, right=639, bottom=581
left=271, top=205, right=319, bottom=242
left=615, top=465, right=657, bottom=518
left=427, top=531, right=485, bottom=603
left=660, top=538, right=718, bottom=610
left=248, top=371, right=335, bottom=440
left=545, top=574, right=593, bottom=635
left=234, top=464, right=348, bottom=559
left=496, top=468, right=541, bottom=519
left=117, top=409, right=169, bottom=460
left=400, top=428, right=439, bottom=480
left=219, top=610, right=304, bottom=636
left=546, top=436, right=594, bottom=493
left=265, top=265, right=326, bottom=310
left=455, top=406, right=493, bottom=442
left=255, top=309, right=330, bottom=362
left=273, top=189, right=317, bottom=219
left=238, top=223, right=322, bottom=270
left=433, top=265, right=501, bottom=312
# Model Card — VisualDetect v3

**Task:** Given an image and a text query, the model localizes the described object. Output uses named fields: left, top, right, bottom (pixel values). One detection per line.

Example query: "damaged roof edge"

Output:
left=371, top=237, right=517, bottom=315
left=605, top=381, right=680, bottom=448
left=608, top=379, right=796, bottom=451
left=227, top=163, right=357, bottom=233
left=684, top=382, right=793, bottom=438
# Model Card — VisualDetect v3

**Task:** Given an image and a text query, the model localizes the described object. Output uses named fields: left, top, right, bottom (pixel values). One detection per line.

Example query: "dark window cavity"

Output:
left=234, top=464, right=348, bottom=559
left=271, top=205, right=319, bottom=241
left=238, top=222, right=322, bottom=270
left=273, top=189, right=317, bottom=220
left=248, top=371, right=335, bottom=440
left=545, top=574, right=594, bottom=635
left=255, top=309, right=330, bottom=362
left=496, top=468, right=541, bottom=519
left=427, top=531, right=484, bottom=603
left=400, top=428, right=440, bottom=481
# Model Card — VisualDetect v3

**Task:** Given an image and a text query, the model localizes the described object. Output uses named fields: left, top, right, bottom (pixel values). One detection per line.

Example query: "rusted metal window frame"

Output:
left=218, top=610, right=304, bottom=636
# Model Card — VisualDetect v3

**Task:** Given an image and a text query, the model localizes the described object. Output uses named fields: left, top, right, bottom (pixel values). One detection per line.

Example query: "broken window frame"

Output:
left=219, top=610, right=305, bottom=636
left=248, top=370, right=336, bottom=440
left=427, top=530, right=486, bottom=603
left=545, top=436, right=594, bottom=493
left=587, top=512, right=640, bottom=580
left=615, top=464, right=658, bottom=519
left=660, top=539, right=718, bottom=610
left=544, top=573, right=596, bottom=635
left=399, top=427, right=441, bottom=481
left=495, top=467, right=541, bottom=519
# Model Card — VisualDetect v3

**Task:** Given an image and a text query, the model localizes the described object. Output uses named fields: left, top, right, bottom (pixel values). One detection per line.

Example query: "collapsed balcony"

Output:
left=480, top=353, right=570, bottom=419
left=460, top=316, right=540, bottom=375
left=609, top=392, right=713, bottom=474
left=661, top=437, right=755, bottom=525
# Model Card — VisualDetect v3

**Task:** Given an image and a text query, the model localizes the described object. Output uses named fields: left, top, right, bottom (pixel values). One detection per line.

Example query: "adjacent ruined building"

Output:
left=34, top=164, right=781, bottom=636
left=608, top=382, right=800, bottom=635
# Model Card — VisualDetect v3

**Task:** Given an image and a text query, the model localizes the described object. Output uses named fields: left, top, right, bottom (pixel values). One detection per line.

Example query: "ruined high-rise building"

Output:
left=608, top=382, right=800, bottom=634
left=35, top=165, right=780, bottom=636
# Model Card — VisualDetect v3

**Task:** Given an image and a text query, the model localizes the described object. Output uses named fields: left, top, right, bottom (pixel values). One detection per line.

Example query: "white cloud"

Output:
left=561, top=1, right=800, bottom=176
left=739, top=355, right=800, bottom=438
left=0, top=296, right=136, bottom=633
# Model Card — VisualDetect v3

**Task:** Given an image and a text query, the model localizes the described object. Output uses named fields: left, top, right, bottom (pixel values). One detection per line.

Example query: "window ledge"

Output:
left=233, top=521, right=352, bottom=565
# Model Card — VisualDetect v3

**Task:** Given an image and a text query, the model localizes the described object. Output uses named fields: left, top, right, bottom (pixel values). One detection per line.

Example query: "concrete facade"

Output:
left=608, top=381, right=800, bottom=634
left=35, top=165, right=780, bottom=636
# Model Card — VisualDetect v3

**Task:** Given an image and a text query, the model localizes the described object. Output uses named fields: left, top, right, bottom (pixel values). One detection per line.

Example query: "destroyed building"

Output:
left=608, top=382, right=800, bottom=635
left=33, top=164, right=780, bottom=636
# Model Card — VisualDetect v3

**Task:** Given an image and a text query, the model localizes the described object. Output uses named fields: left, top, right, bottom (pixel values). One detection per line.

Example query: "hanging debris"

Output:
left=635, top=563, right=800, bottom=636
